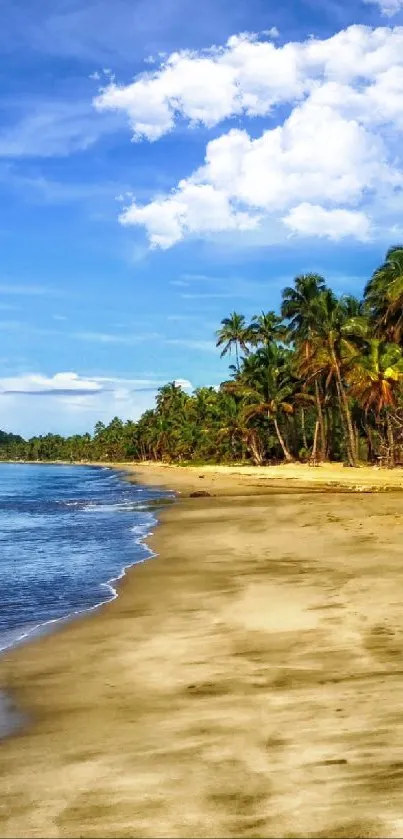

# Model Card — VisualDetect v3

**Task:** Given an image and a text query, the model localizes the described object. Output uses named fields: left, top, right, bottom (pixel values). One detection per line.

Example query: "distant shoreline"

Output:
left=4, top=458, right=403, bottom=493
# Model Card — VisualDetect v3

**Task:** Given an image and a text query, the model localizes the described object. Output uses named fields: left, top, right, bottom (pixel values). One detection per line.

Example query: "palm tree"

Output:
left=364, top=246, right=403, bottom=343
left=227, top=345, right=295, bottom=462
left=154, top=383, right=191, bottom=461
left=347, top=339, right=403, bottom=465
left=306, top=291, right=368, bottom=466
left=216, top=312, right=251, bottom=371
left=281, top=273, right=327, bottom=337
left=216, top=393, right=264, bottom=464
left=155, top=381, right=188, bottom=415
left=281, top=273, right=327, bottom=459
left=248, top=311, right=285, bottom=347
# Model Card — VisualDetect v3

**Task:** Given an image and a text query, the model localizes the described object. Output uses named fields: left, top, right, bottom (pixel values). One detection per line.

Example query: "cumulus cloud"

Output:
left=94, top=26, right=403, bottom=140
left=116, top=103, right=397, bottom=247
left=282, top=204, right=371, bottom=240
left=363, top=0, right=403, bottom=17
left=119, top=182, right=258, bottom=248
left=95, top=25, right=403, bottom=247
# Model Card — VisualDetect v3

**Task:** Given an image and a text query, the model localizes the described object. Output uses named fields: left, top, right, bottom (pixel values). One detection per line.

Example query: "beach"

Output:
left=2, top=464, right=403, bottom=837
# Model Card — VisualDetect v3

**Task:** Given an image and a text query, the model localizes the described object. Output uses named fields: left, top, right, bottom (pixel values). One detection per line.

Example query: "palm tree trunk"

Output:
left=331, top=350, right=357, bottom=466
left=386, top=411, right=395, bottom=467
left=325, top=405, right=333, bottom=460
left=300, top=408, right=308, bottom=450
left=354, top=423, right=360, bottom=462
left=248, top=431, right=263, bottom=465
left=365, top=422, right=374, bottom=463
left=311, top=420, right=319, bottom=462
left=273, top=417, right=294, bottom=462
left=235, top=343, right=240, bottom=372
left=334, top=378, right=355, bottom=465
left=342, top=388, right=357, bottom=465
left=314, top=378, right=326, bottom=460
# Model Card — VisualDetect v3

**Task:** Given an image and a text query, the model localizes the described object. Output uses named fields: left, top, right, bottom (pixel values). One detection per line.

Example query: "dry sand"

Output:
left=128, top=460, right=403, bottom=494
left=2, top=463, right=403, bottom=837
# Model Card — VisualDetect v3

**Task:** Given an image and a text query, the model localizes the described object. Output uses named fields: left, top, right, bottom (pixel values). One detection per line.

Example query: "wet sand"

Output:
left=2, top=464, right=403, bottom=836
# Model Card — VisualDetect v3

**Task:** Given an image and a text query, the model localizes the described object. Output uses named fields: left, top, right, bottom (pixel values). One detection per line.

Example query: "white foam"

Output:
left=0, top=462, right=171, bottom=657
left=0, top=514, right=159, bottom=655
left=82, top=501, right=146, bottom=513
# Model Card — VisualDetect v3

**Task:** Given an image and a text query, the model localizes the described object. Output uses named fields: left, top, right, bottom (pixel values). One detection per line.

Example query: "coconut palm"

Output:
left=227, top=345, right=295, bottom=461
left=364, top=246, right=403, bottom=343
left=306, top=291, right=356, bottom=464
left=216, top=312, right=251, bottom=371
left=216, top=393, right=264, bottom=464
left=248, top=311, right=285, bottom=347
left=306, top=291, right=370, bottom=465
left=281, top=273, right=327, bottom=459
left=281, top=273, right=327, bottom=340
left=347, top=339, right=403, bottom=465
left=155, top=381, right=188, bottom=415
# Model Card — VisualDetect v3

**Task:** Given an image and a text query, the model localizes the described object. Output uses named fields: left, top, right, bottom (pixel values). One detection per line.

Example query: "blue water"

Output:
left=0, top=464, right=173, bottom=652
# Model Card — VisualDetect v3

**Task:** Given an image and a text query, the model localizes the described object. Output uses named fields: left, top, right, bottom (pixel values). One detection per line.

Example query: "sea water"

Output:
left=0, top=463, right=172, bottom=653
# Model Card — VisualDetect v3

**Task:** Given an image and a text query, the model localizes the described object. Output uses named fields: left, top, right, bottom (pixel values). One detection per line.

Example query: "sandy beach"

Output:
left=2, top=463, right=403, bottom=837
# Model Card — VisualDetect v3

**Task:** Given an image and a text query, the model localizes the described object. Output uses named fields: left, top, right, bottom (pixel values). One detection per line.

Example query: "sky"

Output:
left=1, top=0, right=403, bottom=436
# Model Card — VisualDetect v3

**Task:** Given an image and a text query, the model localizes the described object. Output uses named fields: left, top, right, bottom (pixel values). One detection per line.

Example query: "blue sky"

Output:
left=1, top=0, right=402, bottom=436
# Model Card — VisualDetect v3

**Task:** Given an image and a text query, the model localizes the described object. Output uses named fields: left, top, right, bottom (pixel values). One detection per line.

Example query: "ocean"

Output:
left=0, top=463, right=172, bottom=653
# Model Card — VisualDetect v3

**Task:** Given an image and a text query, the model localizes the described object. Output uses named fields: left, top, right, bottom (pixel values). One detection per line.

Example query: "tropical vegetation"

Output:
left=3, top=247, right=403, bottom=467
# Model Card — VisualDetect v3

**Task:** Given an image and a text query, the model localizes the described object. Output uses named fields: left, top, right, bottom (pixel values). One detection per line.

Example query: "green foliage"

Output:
left=3, top=247, right=403, bottom=468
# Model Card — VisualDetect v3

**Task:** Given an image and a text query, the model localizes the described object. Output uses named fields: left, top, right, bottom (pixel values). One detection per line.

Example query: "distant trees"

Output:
left=3, top=247, right=403, bottom=467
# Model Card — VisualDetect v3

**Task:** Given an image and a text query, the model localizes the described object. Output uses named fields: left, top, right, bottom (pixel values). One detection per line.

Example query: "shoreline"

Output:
left=3, top=466, right=403, bottom=835
left=0, top=459, right=356, bottom=666
left=6, top=457, right=403, bottom=493
left=0, top=464, right=171, bottom=660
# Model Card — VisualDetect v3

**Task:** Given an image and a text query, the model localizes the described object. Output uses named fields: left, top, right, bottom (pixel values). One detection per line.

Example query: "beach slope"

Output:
left=2, top=465, right=403, bottom=837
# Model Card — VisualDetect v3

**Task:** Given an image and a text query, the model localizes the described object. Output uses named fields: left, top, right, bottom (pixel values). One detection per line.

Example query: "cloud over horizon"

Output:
left=0, top=372, right=193, bottom=436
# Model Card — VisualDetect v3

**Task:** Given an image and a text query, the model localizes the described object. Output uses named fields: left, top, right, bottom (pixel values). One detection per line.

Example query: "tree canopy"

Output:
left=3, top=247, right=403, bottom=468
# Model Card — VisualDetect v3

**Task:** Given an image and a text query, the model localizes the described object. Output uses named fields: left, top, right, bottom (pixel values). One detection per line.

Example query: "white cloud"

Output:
left=262, top=27, right=280, bottom=38
left=0, top=372, right=193, bottom=436
left=173, top=378, right=192, bottom=388
left=117, top=104, right=398, bottom=247
left=363, top=0, right=403, bottom=16
left=94, top=34, right=304, bottom=140
left=282, top=204, right=371, bottom=240
left=119, top=182, right=258, bottom=248
left=0, top=372, right=102, bottom=396
left=97, top=24, right=403, bottom=247
left=94, top=26, right=403, bottom=140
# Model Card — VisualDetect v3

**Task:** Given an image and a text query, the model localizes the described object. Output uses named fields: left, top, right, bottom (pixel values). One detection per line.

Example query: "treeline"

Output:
left=0, top=420, right=138, bottom=463
left=4, top=245, right=403, bottom=467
